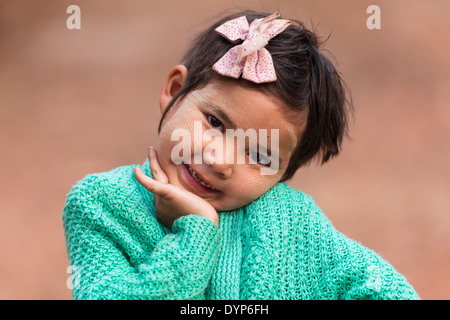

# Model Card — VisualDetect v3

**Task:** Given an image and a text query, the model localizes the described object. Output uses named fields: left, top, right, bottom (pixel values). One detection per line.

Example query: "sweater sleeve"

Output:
left=63, top=172, right=221, bottom=300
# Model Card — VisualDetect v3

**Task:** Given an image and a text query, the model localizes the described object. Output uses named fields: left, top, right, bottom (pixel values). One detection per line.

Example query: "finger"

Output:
left=148, top=146, right=169, bottom=184
left=133, top=167, right=172, bottom=196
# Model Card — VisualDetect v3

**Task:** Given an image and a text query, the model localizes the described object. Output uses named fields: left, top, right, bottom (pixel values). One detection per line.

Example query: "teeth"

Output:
left=188, top=166, right=216, bottom=190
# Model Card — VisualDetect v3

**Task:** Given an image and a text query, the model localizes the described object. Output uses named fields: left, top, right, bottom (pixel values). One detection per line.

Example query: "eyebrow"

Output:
left=204, top=102, right=237, bottom=128
left=204, top=102, right=283, bottom=165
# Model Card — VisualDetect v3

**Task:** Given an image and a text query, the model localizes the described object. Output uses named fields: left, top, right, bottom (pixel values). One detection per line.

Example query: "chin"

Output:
left=211, top=200, right=247, bottom=213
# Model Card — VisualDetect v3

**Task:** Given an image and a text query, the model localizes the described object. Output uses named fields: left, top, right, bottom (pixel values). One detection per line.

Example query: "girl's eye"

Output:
left=248, top=152, right=271, bottom=166
left=207, top=115, right=224, bottom=131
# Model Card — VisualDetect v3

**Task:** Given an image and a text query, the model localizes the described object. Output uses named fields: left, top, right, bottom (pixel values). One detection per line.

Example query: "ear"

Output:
left=159, top=65, right=189, bottom=114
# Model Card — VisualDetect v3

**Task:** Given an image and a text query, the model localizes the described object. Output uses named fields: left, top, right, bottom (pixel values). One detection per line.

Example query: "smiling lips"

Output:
left=187, top=166, right=217, bottom=190
left=183, top=163, right=220, bottom=194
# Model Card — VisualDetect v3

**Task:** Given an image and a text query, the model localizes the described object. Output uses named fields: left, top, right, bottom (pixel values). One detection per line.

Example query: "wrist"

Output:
left=200, top=210, right=219, bottom=227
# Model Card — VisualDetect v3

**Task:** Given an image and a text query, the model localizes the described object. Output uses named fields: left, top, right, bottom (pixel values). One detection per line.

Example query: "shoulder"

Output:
left=247, top=182, right=330, bottom=229
left=63, top=160, right=153, bottom=222
left=69, top=163, right=140, bottom=190
left=65, top=164, right=134, bottom=205
left=242, top=181, right=332, bottom=250
left=247, top=182, right=316, bottom=214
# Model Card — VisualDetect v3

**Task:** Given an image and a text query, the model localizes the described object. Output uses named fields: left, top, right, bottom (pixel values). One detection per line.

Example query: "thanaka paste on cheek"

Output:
left=234, top=168, right=281, bottom=196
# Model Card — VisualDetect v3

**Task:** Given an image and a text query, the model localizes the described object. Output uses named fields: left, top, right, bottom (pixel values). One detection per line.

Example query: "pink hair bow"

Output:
left=212, top=12, right=291, bottom=83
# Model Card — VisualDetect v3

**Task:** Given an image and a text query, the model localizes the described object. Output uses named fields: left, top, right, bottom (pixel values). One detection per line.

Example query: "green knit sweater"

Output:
left=63, top=160, right=419, bottom=300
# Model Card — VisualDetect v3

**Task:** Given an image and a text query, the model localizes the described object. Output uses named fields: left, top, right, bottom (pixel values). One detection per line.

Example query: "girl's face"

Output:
left=157, top=67, right=305, bottom=212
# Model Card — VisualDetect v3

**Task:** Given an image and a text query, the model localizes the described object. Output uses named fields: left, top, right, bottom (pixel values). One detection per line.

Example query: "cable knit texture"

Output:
left=63, top=160, right=420, bottom=300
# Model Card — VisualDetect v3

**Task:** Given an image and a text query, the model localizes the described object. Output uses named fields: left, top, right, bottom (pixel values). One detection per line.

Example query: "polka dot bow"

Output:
left=212, top=12, right=291, bottom=83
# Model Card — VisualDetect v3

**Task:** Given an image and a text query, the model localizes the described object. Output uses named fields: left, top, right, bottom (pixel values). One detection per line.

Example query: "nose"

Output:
left=210, top=162, right=233, bottom=179
left=202, top=147, right=234, bottom=179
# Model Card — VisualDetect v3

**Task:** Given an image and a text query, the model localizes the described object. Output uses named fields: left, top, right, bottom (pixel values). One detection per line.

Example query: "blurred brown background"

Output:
left=0, top=0, right=449, bottom=300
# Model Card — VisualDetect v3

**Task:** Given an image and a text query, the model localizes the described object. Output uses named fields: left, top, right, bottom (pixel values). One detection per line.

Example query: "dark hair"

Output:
left=158, top=10, right=353, bottom=181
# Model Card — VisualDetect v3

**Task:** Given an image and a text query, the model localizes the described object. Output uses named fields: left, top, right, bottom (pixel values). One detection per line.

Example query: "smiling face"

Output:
left=156, top=66, right=305, bottom=212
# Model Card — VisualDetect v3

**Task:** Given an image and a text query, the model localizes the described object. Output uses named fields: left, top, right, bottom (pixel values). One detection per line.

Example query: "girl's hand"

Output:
left=133, top=147, right=219, bottom=229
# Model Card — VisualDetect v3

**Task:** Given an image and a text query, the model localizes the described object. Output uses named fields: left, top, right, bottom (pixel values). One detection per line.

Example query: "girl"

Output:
left=63, top=10, right=419, bottom=299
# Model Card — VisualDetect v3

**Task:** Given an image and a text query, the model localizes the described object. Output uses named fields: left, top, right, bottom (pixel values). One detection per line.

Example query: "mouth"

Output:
left=182, top=163, right=220, bottom=194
